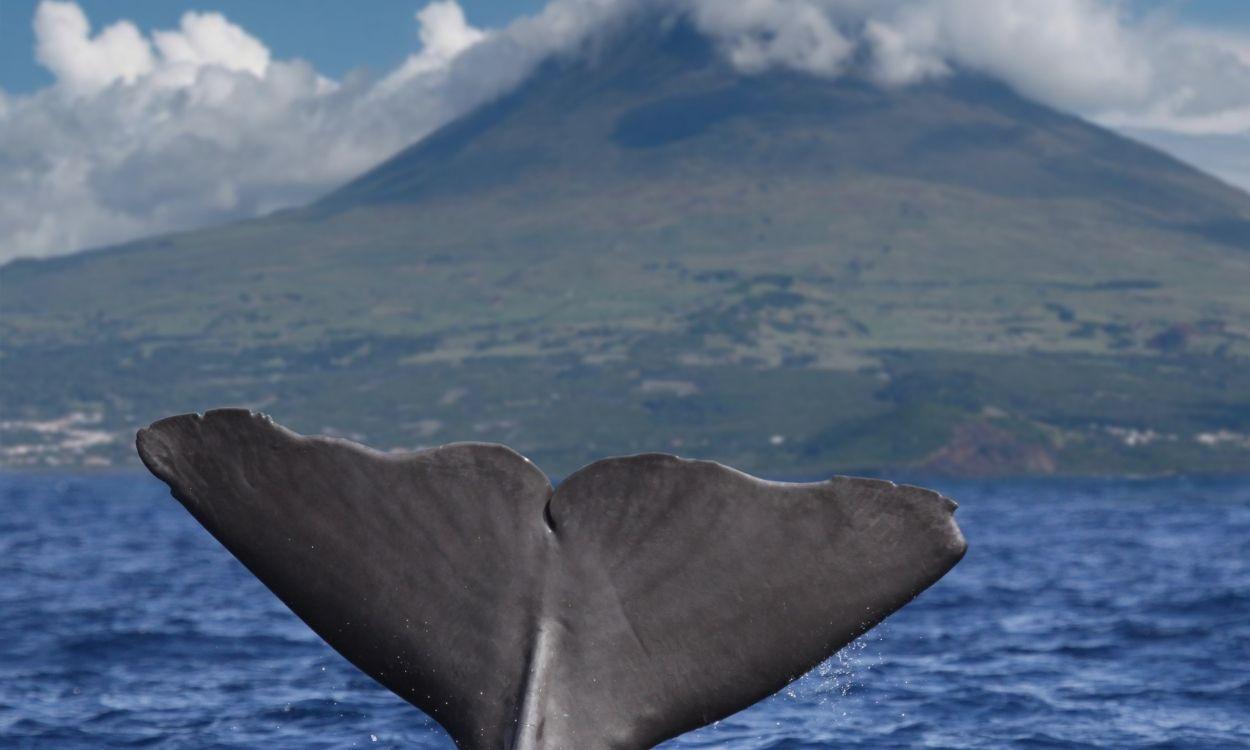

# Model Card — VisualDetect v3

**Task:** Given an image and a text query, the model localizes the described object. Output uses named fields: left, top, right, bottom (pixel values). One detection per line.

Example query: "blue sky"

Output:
left=0, top=1, right=546, bottom=93
left=2, top=0, right=1245, bottom=93
left=1, top=0, right=1248, bottom=261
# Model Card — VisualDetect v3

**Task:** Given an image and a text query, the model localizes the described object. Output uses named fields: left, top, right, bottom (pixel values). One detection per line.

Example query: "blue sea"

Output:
left=2, top=473, right=1248, bottom=749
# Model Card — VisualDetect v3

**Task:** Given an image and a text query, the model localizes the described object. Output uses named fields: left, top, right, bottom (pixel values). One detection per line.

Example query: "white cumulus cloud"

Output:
left=34, top=1, right=155, bottom=94
left=381, top=1, right=489, bottom=91
left=687, top=0, right=1250, bottom=194
left=859, top=0, right=1250, bottom=137
left=864, top=0, right=1154, bottom=109
left=690, top=0, right=854, bottom=76
left=152, top=11, right=271, bottom=82
left=0, top=0, right=618, bottom=263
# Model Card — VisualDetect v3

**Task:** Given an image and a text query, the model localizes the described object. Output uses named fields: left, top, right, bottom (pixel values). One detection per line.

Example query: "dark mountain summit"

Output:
left=320, top=17, right=1247, bottom=229
left=4, top=14, right=1250, bottom=475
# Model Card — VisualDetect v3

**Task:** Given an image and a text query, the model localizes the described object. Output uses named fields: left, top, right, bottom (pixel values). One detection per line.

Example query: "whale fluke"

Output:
left=136, top=409, right=966, bottom=750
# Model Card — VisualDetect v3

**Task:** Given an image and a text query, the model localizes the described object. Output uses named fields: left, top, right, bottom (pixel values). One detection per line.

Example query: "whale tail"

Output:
left=137, top=409, right=966, bottom=750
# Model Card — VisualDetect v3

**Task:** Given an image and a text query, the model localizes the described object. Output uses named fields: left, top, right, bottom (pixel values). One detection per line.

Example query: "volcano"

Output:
left=5, top=14, right=1250, bottom=475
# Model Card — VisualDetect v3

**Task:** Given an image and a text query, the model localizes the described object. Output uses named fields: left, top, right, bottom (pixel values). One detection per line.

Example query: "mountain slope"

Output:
left=4, top=16, right=1250, bottom=475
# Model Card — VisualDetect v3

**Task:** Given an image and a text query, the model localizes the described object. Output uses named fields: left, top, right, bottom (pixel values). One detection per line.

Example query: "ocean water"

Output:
left=1, top=473, right=1248, bottom=749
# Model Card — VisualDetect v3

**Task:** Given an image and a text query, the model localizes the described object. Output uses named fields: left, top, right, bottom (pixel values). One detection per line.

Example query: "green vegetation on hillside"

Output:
left=3, top=21, right=1249, bottom=475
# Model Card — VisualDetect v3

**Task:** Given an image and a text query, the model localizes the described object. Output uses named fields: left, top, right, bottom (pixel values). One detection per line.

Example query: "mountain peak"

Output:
left=316, top=12, right=1247, bottom=228
left=5, top=3, right=1250, bottom=476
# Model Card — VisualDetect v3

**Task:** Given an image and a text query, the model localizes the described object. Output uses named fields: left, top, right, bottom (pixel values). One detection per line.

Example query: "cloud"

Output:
left=687, top=0, right=1250, bottom=196
left=34, top=1, right=155, bottom=94
left=687, top=0, right=1250, bottom=143
left=2, top=0, right=1250, bottom=263
left=152, top=11, right=271, bottom=82
left=864, top=0, right=1153, bottom=109
left=380, top=1, right=488, bottom=92
left=689, top=0, right=854, bottom=76
left=1, top=0, right=619, bottom=262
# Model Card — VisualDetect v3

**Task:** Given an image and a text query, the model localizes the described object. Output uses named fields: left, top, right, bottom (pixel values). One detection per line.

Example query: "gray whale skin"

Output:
left=136, top=409, right=966, bottom=750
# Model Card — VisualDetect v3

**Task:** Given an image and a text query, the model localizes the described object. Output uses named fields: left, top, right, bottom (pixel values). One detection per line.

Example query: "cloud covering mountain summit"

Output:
left=2, top=0, right=1249, bottom=262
